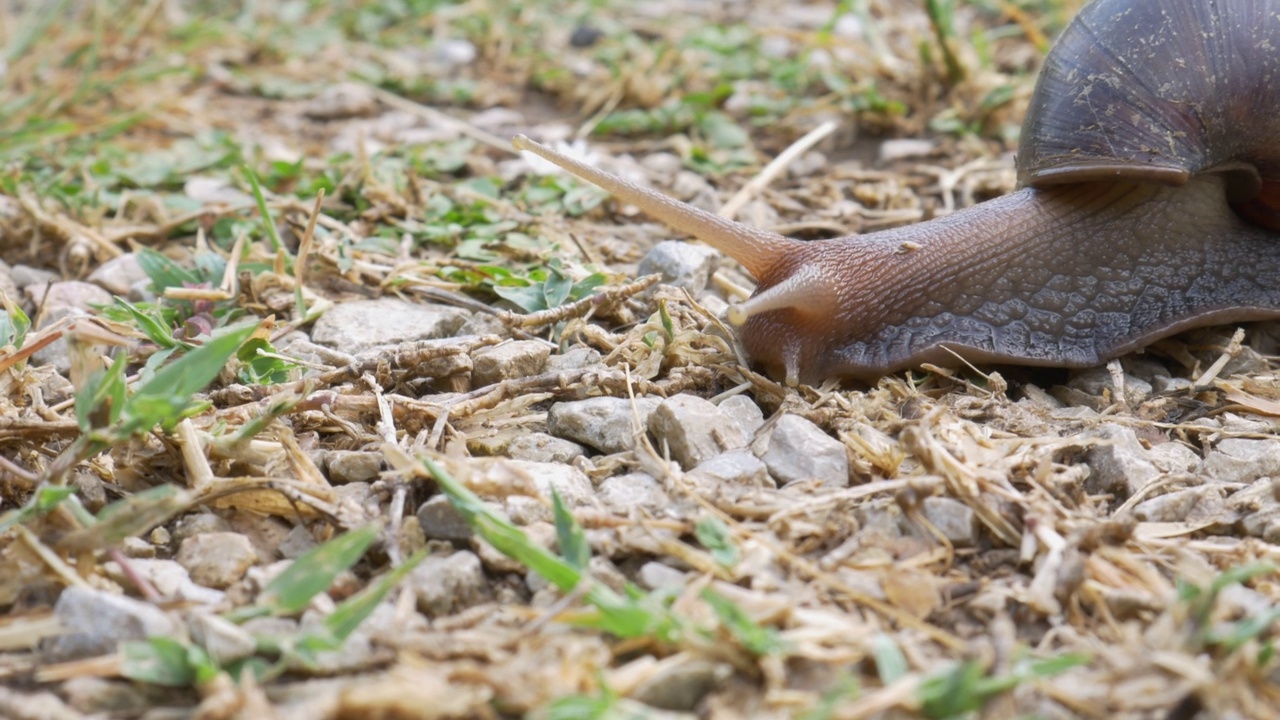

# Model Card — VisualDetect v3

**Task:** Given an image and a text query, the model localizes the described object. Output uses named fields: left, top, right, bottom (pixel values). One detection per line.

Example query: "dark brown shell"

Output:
left=1018, top=0, right=1280, bottom=200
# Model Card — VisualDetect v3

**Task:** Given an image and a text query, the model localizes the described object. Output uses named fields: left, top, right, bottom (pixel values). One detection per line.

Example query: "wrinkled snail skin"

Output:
left=514, top=0, right=1280, bottom=386
left=745, top=175, right=1280, bottom=383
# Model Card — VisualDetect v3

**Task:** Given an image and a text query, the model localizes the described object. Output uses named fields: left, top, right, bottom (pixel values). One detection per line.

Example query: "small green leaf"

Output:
left=570, top=273, right=607, bottom=301
left=117, top=323, right=256, bottom=436
left=325, top=548, right=428, bottom=642
left=0, top=486, right=78, bottom=535
left=0, top=301, right=30, bottom=350
left=543, top=265, right=574, bottom=309
left=694, top=517, right=738, bottom=567
left=872, top=634, right=908, bottom=684
left=136, top=247, right=200, bottom=293
left=121, top=637, right=217, bottom=687
left=797, top=674, right=861, bottom=720
left=919, top=660, right=986, bottom=718
left=553, top=489, right=590, bottom=571
left=244, top=165, right=287, bottom=255
left=113, top=298, right=182, bottom=349
left=1212, top=607, right=1280, bottom=654
left=236, top=337, right=296, bottom=385
left=35, top=486, right=78, bottom=511
left=426, top=456, right=685, bottom=643
left=56, top=485, right=191, bottom=554
left=695, top=111, right=749, bottom=149
left=75, top=353, right=129, bottom=433
left=658, top=299, right=675, bottom=342
left=252, top=525, right=378, bottom=617
left=493, top=283, right=547, bottom=313
left=701, top=588, right=782, bottom=656
left=539, top=691, right=621, bottom=720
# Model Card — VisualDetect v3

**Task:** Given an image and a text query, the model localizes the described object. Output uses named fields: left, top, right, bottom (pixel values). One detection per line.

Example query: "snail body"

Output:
left=515, top=0, right=1280, bottom=385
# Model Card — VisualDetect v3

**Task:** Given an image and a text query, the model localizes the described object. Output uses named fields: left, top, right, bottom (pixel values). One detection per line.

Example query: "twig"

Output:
left=1192, top=327, right=1247, bottom=389
left=719, top=120, right=838, bottom=221
left=497, top=275, right=661, bottom=329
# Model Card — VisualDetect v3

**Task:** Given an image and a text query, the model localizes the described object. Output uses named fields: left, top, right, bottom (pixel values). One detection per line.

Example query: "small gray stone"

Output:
left=517, top=460, right=594, bottom=507
left=1221, top=345, right=1271, bottom=378
left=102, top=558, right=223, bottom=604
left=637, top=241, right=721, bottom=295
left=227, top=512, right=292, bottom=563
left=921, top=497, right=977, bottom=546
left=697, top=293, right=730, bottom=318
left=672, top=170, right=719, bottom=212
left=757, top=414, right=849, bottom=487
left=688, top=448, right=773, bottom=488
left=506, top=432, right=586, bottom=463
left=505, top=495, right=550, bottom=526
left=311, top=298, right=469, bottom=354
left=719, top=395, right=764, bottom=437
left=545, top=346, right=603, bottom=372
left=170, top=512, right=233, bottom=542
left=1133, top=486, right=1226, bottom=523
left=636, top=561, right=688, bottom=590
left=43, top=586, right=179, bottom=662
left=417, top=495, right=473, bottom=540
left=639, top=152, right=683, bottom=179
left=471, top=340, right=551, bottom=387
left=648, top=394, right=748, bottom=469
left=433, top=38, right=477, bottom=66
left=1147, top=442, right=1200, bottom=474
left=61, top=676, right=154, bottom=716
left=176, top=532, right=258, bottom=589
left=1230, top=478, right=1280, bottom=542
left=547, top=396, right=660, bottom=454
left=26, top=281, right=115, bottom=372
left=119, top=536, right=155, bottom=558
left=458, top=311, right=507, bottom=337
left=10, top=264, right=58, bottom=290
left=408, top=551, right=490, bottom=617
left=326, top=450, right=383, bottom=484
left=25, top=279, right=112, bottom=313
left=879, top=138, right=937, bottom=161
left=631, top=658, right=730, bottom=711
left=1067, top=367, right=1152, bottom=404
left=1201, top=438, right=1280, bottom=484
left=278, top=525, right=319, bottom=559
left=597, top=473, right=671, bottom=514
left=87, top=253, right=148, bottom=296
left=403, top=342, right=474, bottom=389
left=1084, top=425, right=1160, bottom=497
left=1218, top=413, right=1278, bottom=435
left=1120, top=358, right=1171, bottom=383
left=189, top=612, right=256, bottom=665
left=1151, top=376, right=1194, bottom=393
left=855, top=499, right=906, bottom=538
left=185, top=176, right=253, bottom=205
left=303, top=82, right=379, bottom=120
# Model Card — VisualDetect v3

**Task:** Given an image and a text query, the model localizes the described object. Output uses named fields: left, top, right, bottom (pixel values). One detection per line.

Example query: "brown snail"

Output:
left=515, top=0, right=1280, bottom=386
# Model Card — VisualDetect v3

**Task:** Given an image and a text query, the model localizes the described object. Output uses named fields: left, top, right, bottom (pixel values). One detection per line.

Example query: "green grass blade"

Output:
left=250, top=524, right=378, bottom=617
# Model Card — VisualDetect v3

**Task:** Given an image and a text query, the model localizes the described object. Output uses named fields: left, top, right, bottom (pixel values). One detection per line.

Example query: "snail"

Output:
left=514, top=0, right=1280, bottom=386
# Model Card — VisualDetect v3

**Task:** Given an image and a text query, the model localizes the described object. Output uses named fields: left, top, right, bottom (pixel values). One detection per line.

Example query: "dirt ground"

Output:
left=1, top=1, right=1278, bottom=718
